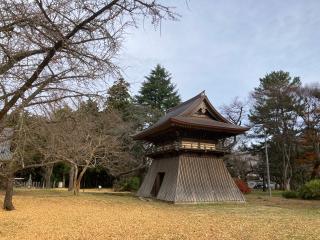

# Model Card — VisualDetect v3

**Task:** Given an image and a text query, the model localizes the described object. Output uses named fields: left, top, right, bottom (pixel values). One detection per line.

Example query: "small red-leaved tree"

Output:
left=234, top=178, right=251, bottom=194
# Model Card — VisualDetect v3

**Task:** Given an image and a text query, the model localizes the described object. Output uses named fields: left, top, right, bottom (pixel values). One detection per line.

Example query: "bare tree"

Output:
left=0, top=113, right=60, bottom=210
left=220, top=97, right=248, bottom=150
left=224, top=152, right=258, bottom=180
left=0, top=0, right=178, bottom=120
left=0, top=0, right=177, bottom=210
left=40, top=106, right=140, bottom=195
left=42, top=164, right=54, bottom=188
left=296, top=84, right=320, bottom=178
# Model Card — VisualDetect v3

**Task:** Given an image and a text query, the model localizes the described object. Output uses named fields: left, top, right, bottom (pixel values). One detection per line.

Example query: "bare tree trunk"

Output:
left=3, top=177, right=14, bottom=211
left=284, top=178, right=291, bottom=191
left=282, top=154, right=286, bottom=190
left=73, top=166, right=88, bottom=196
left=311, top=142, right=320, bottom=179
left=283, top=144, right=292, bottom=191
left=62, top=174, right=66, bottom=188
left=316, top=142, right=320, bottom=162
left=73, top=166, right=79, bottom=195
left=283, top=161, right=291, bottom=191
left=75, top=179, right=81, bottom=195
left=68, top=166, right=75, bottom=191
left=44, top=164, right=53, bottom=188
left=311, top=164, right=320, bottom=179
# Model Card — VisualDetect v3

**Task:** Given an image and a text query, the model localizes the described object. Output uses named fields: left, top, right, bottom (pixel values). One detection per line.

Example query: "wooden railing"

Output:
left=147, top=140, right=228, bottom=155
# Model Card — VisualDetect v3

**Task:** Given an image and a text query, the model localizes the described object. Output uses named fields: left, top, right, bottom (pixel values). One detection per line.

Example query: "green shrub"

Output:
left=282, top=191, right=298, bottom=199
left=298, top=179, right=320, bottom=200
left=113, top=176, right=140, bottom=192
left=126, top=176, right=140, bottom=191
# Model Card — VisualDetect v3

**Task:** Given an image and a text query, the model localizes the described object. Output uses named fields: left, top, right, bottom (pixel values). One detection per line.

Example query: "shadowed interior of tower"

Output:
left=151, top=172, right=165, bottom=197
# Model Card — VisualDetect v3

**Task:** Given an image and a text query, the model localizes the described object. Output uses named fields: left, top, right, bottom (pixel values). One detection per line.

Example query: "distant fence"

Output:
left=14, top=179, right=44, bottom=188
left=13, top=179, right=63, bottom=188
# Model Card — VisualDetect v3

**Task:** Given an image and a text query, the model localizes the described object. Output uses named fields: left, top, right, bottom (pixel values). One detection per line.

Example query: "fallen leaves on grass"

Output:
left=0, top=190, right=319, bottom=240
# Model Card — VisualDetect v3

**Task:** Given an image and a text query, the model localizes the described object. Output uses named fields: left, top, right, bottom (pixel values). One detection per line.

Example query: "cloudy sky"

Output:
left=118, top=0, right=320, bottom=107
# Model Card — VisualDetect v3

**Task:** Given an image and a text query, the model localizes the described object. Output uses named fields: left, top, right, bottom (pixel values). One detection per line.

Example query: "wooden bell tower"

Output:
left=133, top=92, right=249, bottom=203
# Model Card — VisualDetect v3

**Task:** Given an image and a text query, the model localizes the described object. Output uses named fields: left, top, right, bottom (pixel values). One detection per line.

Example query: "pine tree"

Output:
left=105, top=78, right=138, bottom=122
left=105, top=78, right=145, bottom=178
left=106, top=78, right=132, bottom=113
left=78, top=99, right=99, bottom=116
left=136, top=64, right=181, bottom=113
left=249, top=70, right=301, bottom=190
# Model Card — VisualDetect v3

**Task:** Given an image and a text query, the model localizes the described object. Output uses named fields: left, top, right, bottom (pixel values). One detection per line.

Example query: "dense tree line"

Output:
left=245, top=71, right=319, bottom=190
left=221, top=71, right=319, bottom=191
left=0, top=64, right=180, bottom=210
left=1, top=0, right=317, bottom=215
left=0, top=0, right=178, bottom=211
left=1, top=65, right=319, bottom=211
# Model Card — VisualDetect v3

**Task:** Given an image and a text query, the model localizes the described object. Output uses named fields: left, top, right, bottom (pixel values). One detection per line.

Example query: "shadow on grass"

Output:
left=10, top=188, right=136, bottom=199
left=11, top=188, right=74, bottom=198
left=86, top=191, right=134, bottom=197
left=3, top=188, right=319, bottom=212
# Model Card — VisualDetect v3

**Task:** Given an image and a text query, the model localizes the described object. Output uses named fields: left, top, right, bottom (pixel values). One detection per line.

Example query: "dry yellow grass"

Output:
left=0, top=189, right=320, bottom=240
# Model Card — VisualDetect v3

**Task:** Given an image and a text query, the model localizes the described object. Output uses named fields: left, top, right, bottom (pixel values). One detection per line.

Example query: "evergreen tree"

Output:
left=249, top=70, right=301, bottom=190
left=78, top=99, right=99, bottom=117
left=136, top=64, right=181, bottom=113
left=106, top=78, right=132, bottom=113
left=105, top=78, right=145, bottom=124
left=105, top=78, right=145, bottom=167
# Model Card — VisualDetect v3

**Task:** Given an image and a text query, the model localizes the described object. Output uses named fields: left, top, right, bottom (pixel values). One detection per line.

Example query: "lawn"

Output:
left=0, top=189, right=320, bottom=240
